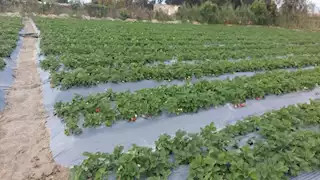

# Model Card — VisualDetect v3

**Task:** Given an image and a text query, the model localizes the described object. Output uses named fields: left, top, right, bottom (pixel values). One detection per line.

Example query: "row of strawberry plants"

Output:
left=38, top=40, right=320, bottom=67
left=0, top=17, right=22, bottom=70
left=55, top=67, right=320, bottom=135
left=44, top=54, right=320, bottom=89
left=39, top=43, right=320, bottom=66
left=40, top=45, right=319, bottom=70
left=35, top=17, right=320, bottom=66
left=70, top=100, right=320, bottom=179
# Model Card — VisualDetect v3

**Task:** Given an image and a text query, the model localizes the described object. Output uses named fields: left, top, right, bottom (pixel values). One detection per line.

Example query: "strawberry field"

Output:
left=0, top=17, right=22, bottom=70
left=34, top=17, right=320, bottom=179
left=71, top=101, right=320, bottom=179
left=55, top=68, right=320, bottom=135
left=36, top=18, right=320, bottom=89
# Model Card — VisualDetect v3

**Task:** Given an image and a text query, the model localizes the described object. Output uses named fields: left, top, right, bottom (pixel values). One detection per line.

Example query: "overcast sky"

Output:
left=311, top=0, right=320, bottom=7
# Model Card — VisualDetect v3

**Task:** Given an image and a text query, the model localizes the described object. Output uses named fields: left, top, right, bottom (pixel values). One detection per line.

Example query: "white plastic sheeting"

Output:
left=67, top=0, right=92, bottom=4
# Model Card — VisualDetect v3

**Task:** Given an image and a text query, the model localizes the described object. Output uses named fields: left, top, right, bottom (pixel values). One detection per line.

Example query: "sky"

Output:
left=309, top=0, right=320, bottom=12
left=311, top=0, right=320, bottom=7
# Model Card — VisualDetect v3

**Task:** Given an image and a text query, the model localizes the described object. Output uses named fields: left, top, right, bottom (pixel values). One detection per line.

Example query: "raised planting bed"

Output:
left=0, top=16, right=22, bottom=70
left=0, top=16, right=22, bottom=111
left=43, top=54, right=320, bottom=89
left=34, top=17, right=320, bottom=88
left=55, top=67, right=320, bottom=135
left=70, top=100, right=320, bottom=179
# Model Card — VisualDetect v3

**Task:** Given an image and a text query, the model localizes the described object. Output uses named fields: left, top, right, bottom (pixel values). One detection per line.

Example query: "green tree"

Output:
left=250, top=0, right=269, bottom=24
left=200, top=1, right=218, bottom=23
left=280, top=0, right=309, bottom=14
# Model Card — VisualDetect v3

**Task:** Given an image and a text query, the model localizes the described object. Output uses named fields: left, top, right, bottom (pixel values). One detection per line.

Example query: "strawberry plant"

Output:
left=70, top=100, right=320, bottom=179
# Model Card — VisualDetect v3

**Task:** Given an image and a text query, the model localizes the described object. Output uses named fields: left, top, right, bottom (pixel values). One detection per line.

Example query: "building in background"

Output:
left=67, top=0, right=92, bottom=4
left=154, top=4, right=179, bottom=15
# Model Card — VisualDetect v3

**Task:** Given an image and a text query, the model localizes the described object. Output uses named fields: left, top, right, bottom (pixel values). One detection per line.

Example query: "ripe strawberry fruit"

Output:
left=131, top=117, right=137, bottom=122
left=95, top=108, right=100, bottom=113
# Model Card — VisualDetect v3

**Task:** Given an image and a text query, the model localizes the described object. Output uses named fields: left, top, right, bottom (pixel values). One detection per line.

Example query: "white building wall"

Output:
left=68, top=0, right=92, bottom=4
left=153, top=4, right=180, bottom=16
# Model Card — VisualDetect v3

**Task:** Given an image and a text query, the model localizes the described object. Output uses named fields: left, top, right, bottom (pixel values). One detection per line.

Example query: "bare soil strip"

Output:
left=0, top=19, right=68, bottom=180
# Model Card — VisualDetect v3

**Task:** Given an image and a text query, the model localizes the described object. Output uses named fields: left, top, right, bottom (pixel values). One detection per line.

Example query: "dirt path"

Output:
left=0, top=19, right=68, bottom=180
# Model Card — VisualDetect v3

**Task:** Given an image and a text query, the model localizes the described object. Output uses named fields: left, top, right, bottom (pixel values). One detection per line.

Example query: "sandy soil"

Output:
left=0, top=19, right=68, bottom=180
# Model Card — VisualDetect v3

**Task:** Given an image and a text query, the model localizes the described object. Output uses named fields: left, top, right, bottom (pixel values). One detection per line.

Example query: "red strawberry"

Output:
left=240, top=103, right=246, bottom=107
left=255, top=97, right=261, bottom=100
left=131, top=117, right=137, bottom=122
left=95, top=108, right=100, bottom=113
